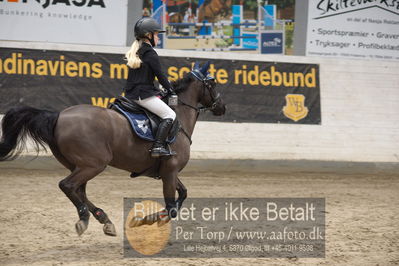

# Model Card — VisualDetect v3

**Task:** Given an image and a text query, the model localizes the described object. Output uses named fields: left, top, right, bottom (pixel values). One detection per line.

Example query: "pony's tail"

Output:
left=0, top=106, right=59, bottom=161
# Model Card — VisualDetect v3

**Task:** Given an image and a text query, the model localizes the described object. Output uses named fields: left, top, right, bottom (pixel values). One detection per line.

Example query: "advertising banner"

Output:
left=242, top=32, right=259, bottom=50
left=306, top=1, right=399, bottom=60
left=0, top=47, right=321, bottom=124
left=0, top=0, right=128, bottom=46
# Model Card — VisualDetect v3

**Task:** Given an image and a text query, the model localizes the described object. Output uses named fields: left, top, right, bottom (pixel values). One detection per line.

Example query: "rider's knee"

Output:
left=168, top=111, right=176, bottom=121
left=161, top=109, right=176, bottom=121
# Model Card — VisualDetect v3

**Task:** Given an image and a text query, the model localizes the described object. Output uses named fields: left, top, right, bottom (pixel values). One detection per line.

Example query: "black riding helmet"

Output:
left=134, top=17, right=165, bottom=46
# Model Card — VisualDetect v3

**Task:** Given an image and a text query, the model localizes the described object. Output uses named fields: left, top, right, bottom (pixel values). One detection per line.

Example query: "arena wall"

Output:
left=1, top=41, right=398, bottom=165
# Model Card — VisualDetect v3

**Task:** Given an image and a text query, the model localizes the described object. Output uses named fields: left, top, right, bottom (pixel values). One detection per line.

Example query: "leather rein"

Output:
left=180, top=70, right=221, bottom=113
left=175, top=70, right=221, bottom=145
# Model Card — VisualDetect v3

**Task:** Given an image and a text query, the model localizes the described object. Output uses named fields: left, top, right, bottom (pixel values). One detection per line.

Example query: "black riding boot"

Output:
left=151, top=118, right=175, bottom=158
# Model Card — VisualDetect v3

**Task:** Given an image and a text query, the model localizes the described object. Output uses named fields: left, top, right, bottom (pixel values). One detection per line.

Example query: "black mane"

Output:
left=171, top=73, right=195, bottom=93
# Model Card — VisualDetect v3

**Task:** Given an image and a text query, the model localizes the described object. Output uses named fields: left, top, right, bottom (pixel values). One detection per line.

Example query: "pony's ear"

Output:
left=200, top=61, right=210, bottom=75
left=193, top=61, right=200, bottom=70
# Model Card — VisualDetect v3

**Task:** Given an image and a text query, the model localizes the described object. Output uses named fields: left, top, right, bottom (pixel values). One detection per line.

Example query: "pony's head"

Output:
left=190, top=62, right=226, bottom=116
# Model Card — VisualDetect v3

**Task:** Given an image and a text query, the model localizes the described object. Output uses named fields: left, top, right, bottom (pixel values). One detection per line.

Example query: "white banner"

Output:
left=306, top=1, right=399, bottom=60
left=0, top=0, right=128, bottom=46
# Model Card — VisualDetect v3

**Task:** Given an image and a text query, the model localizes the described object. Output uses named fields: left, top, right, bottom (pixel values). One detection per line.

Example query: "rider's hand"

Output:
left=159, top=89, right=168, bottom=98
left=168, top=88, right=176, bottom=95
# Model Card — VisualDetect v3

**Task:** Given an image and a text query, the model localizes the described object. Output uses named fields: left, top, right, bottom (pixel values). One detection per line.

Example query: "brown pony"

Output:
left=169, top=12, right=184, bottom=23
left=0, top=63, right=225, bottom=236
left=197, top=0, right=232, bottom=22
left=168, top=12, right=184, bottom=34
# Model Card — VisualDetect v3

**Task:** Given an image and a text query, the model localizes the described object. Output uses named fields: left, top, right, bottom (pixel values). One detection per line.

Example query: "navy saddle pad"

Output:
left=110, top=98, right=179, bottom=143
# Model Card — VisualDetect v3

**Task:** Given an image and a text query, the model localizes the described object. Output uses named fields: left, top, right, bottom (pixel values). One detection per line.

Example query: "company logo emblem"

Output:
left=315, top=0, right=399, bottom=19
left=263, top=37, right=282, bottom=48
left=0, top=0, right=105, bottom=9
left=135, top=119, right=150, bottom=134
left=283, top=94, right=309, bottom=122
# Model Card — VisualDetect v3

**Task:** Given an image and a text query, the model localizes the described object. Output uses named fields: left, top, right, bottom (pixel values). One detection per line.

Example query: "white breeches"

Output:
left=135, top=96, right=176, bottom=120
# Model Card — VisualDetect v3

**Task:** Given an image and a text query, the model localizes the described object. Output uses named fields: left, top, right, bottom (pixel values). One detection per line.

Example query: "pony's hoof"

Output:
left=103, top=223, right=117, bottom=236
left=129, top=216, right=144, bottom=228
left=157, top=216, right=171, bottom=227
left=75, top=220, right=88, bottom=236
left=169, top=208, right=178, bottom=218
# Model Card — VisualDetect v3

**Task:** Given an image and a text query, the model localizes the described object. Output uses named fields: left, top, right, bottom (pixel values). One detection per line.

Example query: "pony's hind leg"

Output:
left=50, top=145, right=75, bottom=172
left=77, top=183, right=117, bottom=236
left=58, top=166, right=105, bottom=236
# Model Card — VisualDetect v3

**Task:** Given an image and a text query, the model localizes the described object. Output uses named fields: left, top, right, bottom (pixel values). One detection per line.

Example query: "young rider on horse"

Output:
left=124, top=17, right=176, bottom=158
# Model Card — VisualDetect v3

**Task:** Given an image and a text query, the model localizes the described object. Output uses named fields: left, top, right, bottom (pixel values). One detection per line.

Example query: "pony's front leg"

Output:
left=176, top=177, right=187, bottom=208
left=129, top=209, right=169, bottom=227
left=156, top=176, right=186, bottom=227
left=130, top=172, right=177, bottom=228
left=129, top=171, right=181, bottom=228
left=162, top=172, right=178, bottom=219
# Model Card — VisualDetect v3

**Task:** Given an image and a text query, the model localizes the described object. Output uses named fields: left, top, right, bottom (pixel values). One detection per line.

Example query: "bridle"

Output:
left=175, top=69, right=222, bottom=145
left=179, top=69, right=221, bottom=113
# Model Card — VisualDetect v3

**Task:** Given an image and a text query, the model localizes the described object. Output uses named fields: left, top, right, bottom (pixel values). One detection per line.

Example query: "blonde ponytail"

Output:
left=125, top=40, right=143, bottom=69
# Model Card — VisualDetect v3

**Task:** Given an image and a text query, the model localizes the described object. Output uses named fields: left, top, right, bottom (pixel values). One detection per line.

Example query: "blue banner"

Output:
left=232, top=5, right=242, bottom=46
left=242, top=33, right=258, bottom=49
left=152, top=2, right=164, bottom=49
left=260, top=31, right=284, bottom=54
left=264, top=5, right=276, bottom=28
left=152, top=0, right=163, bottom=14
